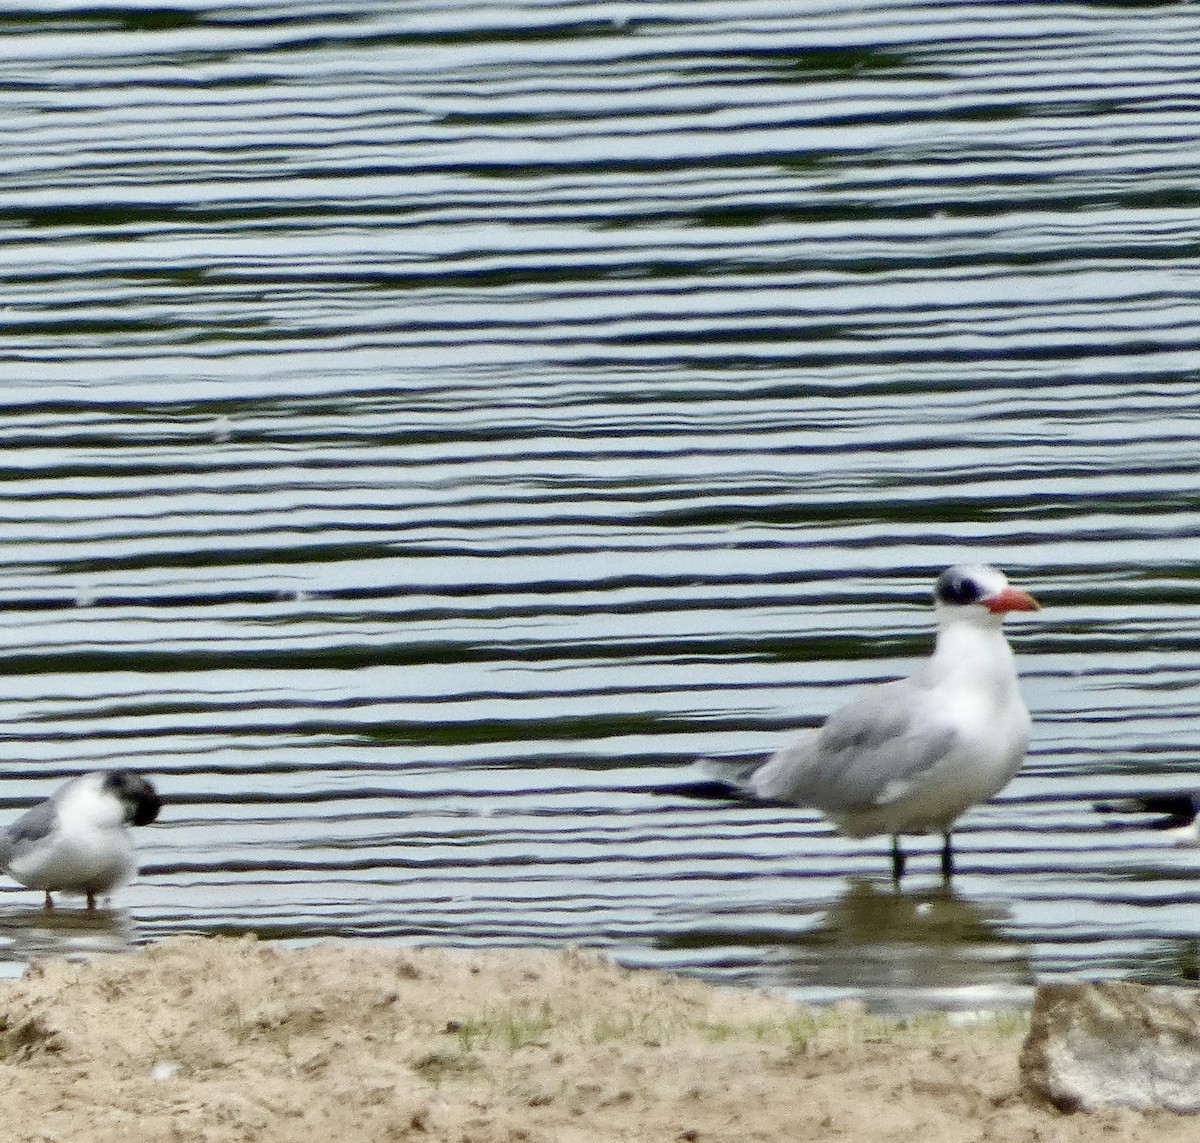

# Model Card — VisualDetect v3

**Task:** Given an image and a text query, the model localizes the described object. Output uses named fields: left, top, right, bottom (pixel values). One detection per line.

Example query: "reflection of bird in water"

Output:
left=679, top=564, right=1040, bottom=882
left=768, top=879, right=1030, bottom=1013
left=814, top=878, right=1008, bottom=948
left=0, top=905, right=137, bottom=964
left=0, top=770, right=161, bottom=911
left=1094, top=793, right=1200, bottom=845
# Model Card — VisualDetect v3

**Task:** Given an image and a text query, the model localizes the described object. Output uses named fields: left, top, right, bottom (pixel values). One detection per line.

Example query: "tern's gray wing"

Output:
left=0, top=793, right=62, bottom=867
left=750, top=678, right=960, bottom=812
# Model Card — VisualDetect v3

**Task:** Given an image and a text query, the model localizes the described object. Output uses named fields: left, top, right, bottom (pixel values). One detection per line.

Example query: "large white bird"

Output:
left=698, top=564, right=1040, bottom=881
left=0, top=769, right=161, bottom=910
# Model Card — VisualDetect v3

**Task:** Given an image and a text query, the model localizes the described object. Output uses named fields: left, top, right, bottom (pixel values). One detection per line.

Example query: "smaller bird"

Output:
left=0, top=769, right=161, bottom=911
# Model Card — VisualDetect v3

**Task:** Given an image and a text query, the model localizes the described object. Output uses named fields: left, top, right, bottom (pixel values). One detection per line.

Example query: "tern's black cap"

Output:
left=934, top=565, right=987, bottom=607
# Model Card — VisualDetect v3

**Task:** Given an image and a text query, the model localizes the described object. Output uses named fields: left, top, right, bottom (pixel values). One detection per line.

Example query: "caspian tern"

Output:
left=0, top=769, right=161, bottom=910
left=694, top=564, right=1040, bottom=882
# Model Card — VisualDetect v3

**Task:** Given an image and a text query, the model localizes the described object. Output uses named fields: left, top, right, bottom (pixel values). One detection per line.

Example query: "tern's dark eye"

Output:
left=935, top=569, right=983, bottom=606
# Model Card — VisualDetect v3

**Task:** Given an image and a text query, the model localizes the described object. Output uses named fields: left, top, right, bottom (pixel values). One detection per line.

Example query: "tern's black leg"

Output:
left=86, top=892, right=96, bottom=912
left=890, top=834, right=906, bottom=883
left=940, top=830, right=954, bottom=880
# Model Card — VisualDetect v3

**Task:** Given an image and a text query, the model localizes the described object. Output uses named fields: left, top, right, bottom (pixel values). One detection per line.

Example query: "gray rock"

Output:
left=1021, top=980, right=1200, bottom=1113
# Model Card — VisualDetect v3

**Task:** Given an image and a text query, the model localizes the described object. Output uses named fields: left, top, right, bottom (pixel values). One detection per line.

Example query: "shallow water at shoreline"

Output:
left=3, top=2, right=1200, bottom=1010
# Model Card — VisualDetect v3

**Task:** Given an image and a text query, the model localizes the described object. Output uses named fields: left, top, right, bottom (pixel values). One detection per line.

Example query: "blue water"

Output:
left=0, top=1, right=1199, bottom=1011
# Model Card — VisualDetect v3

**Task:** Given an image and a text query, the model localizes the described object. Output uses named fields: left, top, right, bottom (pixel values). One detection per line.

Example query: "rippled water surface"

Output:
left=2, top=1, right=1200, bottom=1011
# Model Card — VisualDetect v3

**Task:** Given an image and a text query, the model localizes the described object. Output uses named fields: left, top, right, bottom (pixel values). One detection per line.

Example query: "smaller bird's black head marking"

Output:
left=102, top=769, right=162, bottom=826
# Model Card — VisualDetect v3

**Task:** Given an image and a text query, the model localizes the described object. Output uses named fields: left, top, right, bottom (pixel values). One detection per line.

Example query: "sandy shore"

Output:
left=0, top=936, right=1193, bottom=1142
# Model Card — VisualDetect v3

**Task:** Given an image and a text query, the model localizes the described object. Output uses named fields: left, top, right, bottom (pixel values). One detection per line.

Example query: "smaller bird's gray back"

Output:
left=0, top=789, right=66, bottom=867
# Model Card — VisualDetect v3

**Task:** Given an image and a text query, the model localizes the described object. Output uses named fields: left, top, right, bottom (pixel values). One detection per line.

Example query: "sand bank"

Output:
left=0, top=937, right=1192, bottom=1142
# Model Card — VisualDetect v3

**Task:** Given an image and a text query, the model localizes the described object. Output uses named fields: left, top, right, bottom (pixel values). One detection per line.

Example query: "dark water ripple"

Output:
left=0, top=2, right=1195, bottom=1010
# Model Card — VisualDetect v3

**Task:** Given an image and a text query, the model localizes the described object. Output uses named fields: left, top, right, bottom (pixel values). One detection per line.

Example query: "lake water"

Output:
left=1, top=1, right=1200, bottom=1012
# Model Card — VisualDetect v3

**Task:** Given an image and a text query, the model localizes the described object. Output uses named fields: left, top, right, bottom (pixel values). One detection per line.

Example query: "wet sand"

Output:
left=0, top=936, right=1194, bottom=1142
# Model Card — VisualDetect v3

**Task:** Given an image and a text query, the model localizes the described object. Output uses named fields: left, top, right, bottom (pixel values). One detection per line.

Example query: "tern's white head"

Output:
left=932, top=563, right=1040, bottom=626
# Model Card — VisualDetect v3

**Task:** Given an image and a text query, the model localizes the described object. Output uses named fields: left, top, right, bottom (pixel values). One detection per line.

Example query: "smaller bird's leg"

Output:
left=940, top=831, right=954, bottom=880
left=42, top=892, right=53, bottom=911
left=86, top=892, right=96, bottom=912
left=890, top=835, right=906, bottom=883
